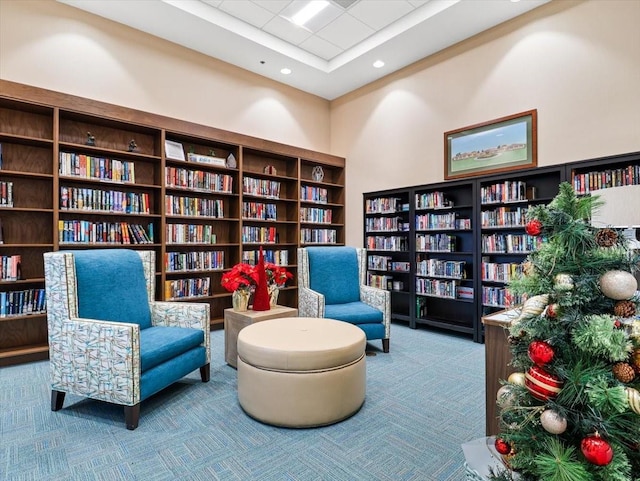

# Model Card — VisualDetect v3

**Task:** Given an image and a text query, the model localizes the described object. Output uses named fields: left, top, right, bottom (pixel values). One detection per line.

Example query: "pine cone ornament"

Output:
left=613, top=362, right=636, bottom=383
left=595, top=228, right=618, bottom=247
left=632, top=349, right=640, bottom=374
left=614, top=300, right=636, bottom=318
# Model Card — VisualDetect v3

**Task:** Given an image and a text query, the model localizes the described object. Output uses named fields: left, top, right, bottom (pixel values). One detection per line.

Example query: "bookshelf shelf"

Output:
left=0, top=80, right=345, bottom=365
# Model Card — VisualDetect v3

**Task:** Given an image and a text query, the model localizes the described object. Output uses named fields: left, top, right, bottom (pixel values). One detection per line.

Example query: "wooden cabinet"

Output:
left=0, top=80, right=345, bottom=366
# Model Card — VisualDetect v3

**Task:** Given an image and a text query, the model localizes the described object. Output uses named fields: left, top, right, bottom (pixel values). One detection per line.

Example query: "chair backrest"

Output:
left=305, top=246, right=361, bottom=305
left=44, top=249, right=155, bottom=330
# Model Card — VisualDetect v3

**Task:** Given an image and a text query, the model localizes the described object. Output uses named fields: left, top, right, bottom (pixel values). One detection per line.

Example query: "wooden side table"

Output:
left=224, top=305, right=298, bottom=368
left=482, top=307, right=520, bottom=436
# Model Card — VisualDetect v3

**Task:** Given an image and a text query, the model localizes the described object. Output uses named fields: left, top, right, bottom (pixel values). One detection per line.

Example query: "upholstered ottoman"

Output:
left=237, top=317, right=366, bottom=428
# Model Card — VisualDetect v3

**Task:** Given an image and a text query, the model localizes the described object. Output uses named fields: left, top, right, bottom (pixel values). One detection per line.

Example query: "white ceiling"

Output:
left=58, top=0, right=550, bottom=100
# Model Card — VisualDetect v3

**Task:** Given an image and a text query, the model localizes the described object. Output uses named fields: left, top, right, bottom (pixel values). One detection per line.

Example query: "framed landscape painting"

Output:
left=444, top=110, right=537, bottom=180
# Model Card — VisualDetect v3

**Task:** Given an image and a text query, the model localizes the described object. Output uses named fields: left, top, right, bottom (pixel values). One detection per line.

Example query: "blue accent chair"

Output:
left=43, top=249, right=211, bottom=430
left=297, top=247, right=390, bottom=352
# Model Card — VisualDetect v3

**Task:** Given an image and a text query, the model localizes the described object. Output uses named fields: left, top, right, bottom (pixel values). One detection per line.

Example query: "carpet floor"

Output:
left=0, top=323, right=485, bottom=480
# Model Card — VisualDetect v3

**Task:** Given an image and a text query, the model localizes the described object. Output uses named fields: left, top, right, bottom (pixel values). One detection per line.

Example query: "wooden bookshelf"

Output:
left=0, top=80, right=345, bottom=366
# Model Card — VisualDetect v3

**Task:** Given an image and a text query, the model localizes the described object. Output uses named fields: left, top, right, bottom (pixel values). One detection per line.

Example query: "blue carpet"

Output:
left=0, top=323, right=485, bottom=480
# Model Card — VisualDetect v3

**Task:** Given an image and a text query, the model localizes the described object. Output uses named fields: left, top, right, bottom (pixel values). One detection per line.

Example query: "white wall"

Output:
left=0, top=0, right=332, bottom=153
left=331, top=0, right=640, bottom=245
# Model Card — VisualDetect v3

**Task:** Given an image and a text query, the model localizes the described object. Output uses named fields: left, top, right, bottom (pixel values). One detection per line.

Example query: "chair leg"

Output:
left=124, top=404, right=140, bottom=430
left=51, top=390, right=65, bottom=411
left=382, top=338, right=390, bottom=353
left=200, top=363, right=210, bottom=382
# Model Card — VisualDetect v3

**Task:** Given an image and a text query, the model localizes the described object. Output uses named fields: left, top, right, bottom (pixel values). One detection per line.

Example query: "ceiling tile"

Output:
left=201, top=0, right=223, bottom=7
left=348, top=0, right=415, bottom=30
left=316, top=12, right=375, bottom=50
left=302, top=3, right=344, bottom=33
left=217, top=0, right=274, bottom=28
left=262, top=15, right=313, bottom=45
left=252, top=0, right=292, bottom=15
left=299, top=35, right=344, bottom=60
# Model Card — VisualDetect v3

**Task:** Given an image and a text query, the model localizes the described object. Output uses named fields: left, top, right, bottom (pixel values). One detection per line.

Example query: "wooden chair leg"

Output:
left=382, top=338, right=390, bottom=353
left=51, top=390, right=65, bottom=411
left=124, top=404, right=140, bottom=430
left=200, top=363, right=210, bottom=382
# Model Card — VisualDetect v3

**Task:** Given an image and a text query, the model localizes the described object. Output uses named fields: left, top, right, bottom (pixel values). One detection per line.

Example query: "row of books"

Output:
left=300, top=186, right=328, bottom=204
left=166, top=167, right=233, bottom=193
left=59, top=152, right=136, bottom=183
left=416, top=259, right=466, bottom=279
left=365, top=197, right=403, bottom=214
left=301, top=228, right=337, bottom=244
left=415, top=233, right=457, bottom=252
left=300, top=207, right=332, bottom=224
left=416, top=278, right=458, bottom=299
left=366, top=273, right=393, bottom=290
left=60, top=186, right=150, bottom=213
left=367, top=255, right=392, bottom=271
left=242, top=226, right=278, bottom=243
left=415, top=192, right=454, bottom=210
left=482, top=286, right=526, bottom=307
left=365, top=216, right=409, bottom=232
left=0, top=255, right=21, bottom=281
left=365, top=235, right=408, bottom=252
left=243, top=201, right=277, bottom=220
left=166, top=224, right=217, bottom=244
left=415, top=213, right=471, bottom=231
left=0, top=288, right=46, bottom=317
left=480, top=206, right=528, bottom=228
left=242, top=249, right=289, bottom=266
left=243, top=177, right=281, bottom=199
left=0, top=181, right=13, bottom=207
left=481, top=262, right=525, bottom=283
left=165, top=195, right=224, bottom=218
left=164, top=277, right=210, bottom=300
left=481, top=233, right=543, bottom=254
left=58, top=221, right=153, bottom=244
left=165, top=251, right=224, bottom=272
left=480, top=181, right=535, bottom=204
left=572, top=164, right=640, bottom=194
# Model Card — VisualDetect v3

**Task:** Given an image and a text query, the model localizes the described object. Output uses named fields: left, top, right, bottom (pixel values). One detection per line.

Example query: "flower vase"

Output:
left=268, top=285, right=279, bottom=308
left=232, top=289, right=250, bottom=312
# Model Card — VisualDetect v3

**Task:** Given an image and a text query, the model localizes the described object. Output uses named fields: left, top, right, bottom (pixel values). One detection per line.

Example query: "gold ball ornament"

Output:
left=554, top=273, right=574, bottom=291
left=599, top=270, right=638, bottom=300
left=508, top=372, right=526, bottom=386
left=627, top=387, right=640, bottom=415
left=540, top=409, right=568, bottom=434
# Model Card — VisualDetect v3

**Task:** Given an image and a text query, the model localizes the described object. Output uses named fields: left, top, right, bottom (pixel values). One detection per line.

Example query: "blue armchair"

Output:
left=43, top=249, right=210, bottom=430
left=297, top=246, right=390, bottom=352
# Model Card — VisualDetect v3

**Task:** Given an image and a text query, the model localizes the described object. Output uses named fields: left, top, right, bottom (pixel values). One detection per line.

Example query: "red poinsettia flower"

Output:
left=221, top=263, right=259, bottom=292
left=264, top=262, right=293, bottom=287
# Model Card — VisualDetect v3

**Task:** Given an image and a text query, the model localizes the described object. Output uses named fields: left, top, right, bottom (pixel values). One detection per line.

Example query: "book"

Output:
left=187, top=152, right=227, bottom=167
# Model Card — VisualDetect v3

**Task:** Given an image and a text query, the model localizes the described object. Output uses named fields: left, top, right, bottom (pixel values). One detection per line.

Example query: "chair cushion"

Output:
left=307, top=247, right=360, bottom=305
left=74, top=249, right=152, bottom=329
left=140, top=326, right=205, bottom=372
left=324, top=301, right=384, bottom=325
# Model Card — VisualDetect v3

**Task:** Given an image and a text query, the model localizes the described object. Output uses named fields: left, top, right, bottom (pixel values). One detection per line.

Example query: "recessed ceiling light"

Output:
left=373, top=60, right=385, bottom=69
left=281, top=68, right=292, bottom=75
left=291, top=1, right=330, bottom=26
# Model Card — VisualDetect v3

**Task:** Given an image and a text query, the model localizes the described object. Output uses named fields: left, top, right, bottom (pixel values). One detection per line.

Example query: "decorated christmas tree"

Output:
left=489, top=182, right=640, bottom=481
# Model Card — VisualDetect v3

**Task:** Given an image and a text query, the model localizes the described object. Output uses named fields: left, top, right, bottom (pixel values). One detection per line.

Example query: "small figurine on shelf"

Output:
left=226, top=153, right=237, bottom=169
left=86, top=132, right=96, bottom=146
left=312, top=165, right=325, bottom=182
left=208, top=149, right=216, bottom=157
left=264, top=165, right=277, bottom=175
left=128, top=139, right=138, bottom=152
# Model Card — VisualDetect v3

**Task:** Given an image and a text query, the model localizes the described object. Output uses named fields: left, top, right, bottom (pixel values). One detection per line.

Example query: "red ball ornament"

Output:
left=581, top=434, right=613, bottom=466
left=525, top=365, right=563, bottom=401
left=545, top=304, right=558, bottom=318
left=525, top=219, right=543, bottom=236
left=494, top=438, right=511, bottom=455
left=528, top=340, right=555, bottom=366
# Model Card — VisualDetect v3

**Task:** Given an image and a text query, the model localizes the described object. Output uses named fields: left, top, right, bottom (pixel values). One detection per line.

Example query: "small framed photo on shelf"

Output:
left=164, top=140, right=186, bottom=161
left=444, top=109, right=537, bottom=180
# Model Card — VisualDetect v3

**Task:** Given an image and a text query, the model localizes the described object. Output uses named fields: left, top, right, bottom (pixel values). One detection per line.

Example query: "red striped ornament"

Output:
left=525, top=365, right=563, bottom=401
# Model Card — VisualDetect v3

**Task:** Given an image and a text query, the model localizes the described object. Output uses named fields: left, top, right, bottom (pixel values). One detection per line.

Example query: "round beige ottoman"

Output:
left=237, top=317, right=366, bottom=428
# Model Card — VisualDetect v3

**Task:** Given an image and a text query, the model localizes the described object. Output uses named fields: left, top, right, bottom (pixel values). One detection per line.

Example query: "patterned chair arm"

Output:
left=150, top=301, right=211, bottom=362
left=298, top=287, right=325, bottom=318
left=360, top=285, right=391, bottom=337
left=49, top=317, right=140, bottom=406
